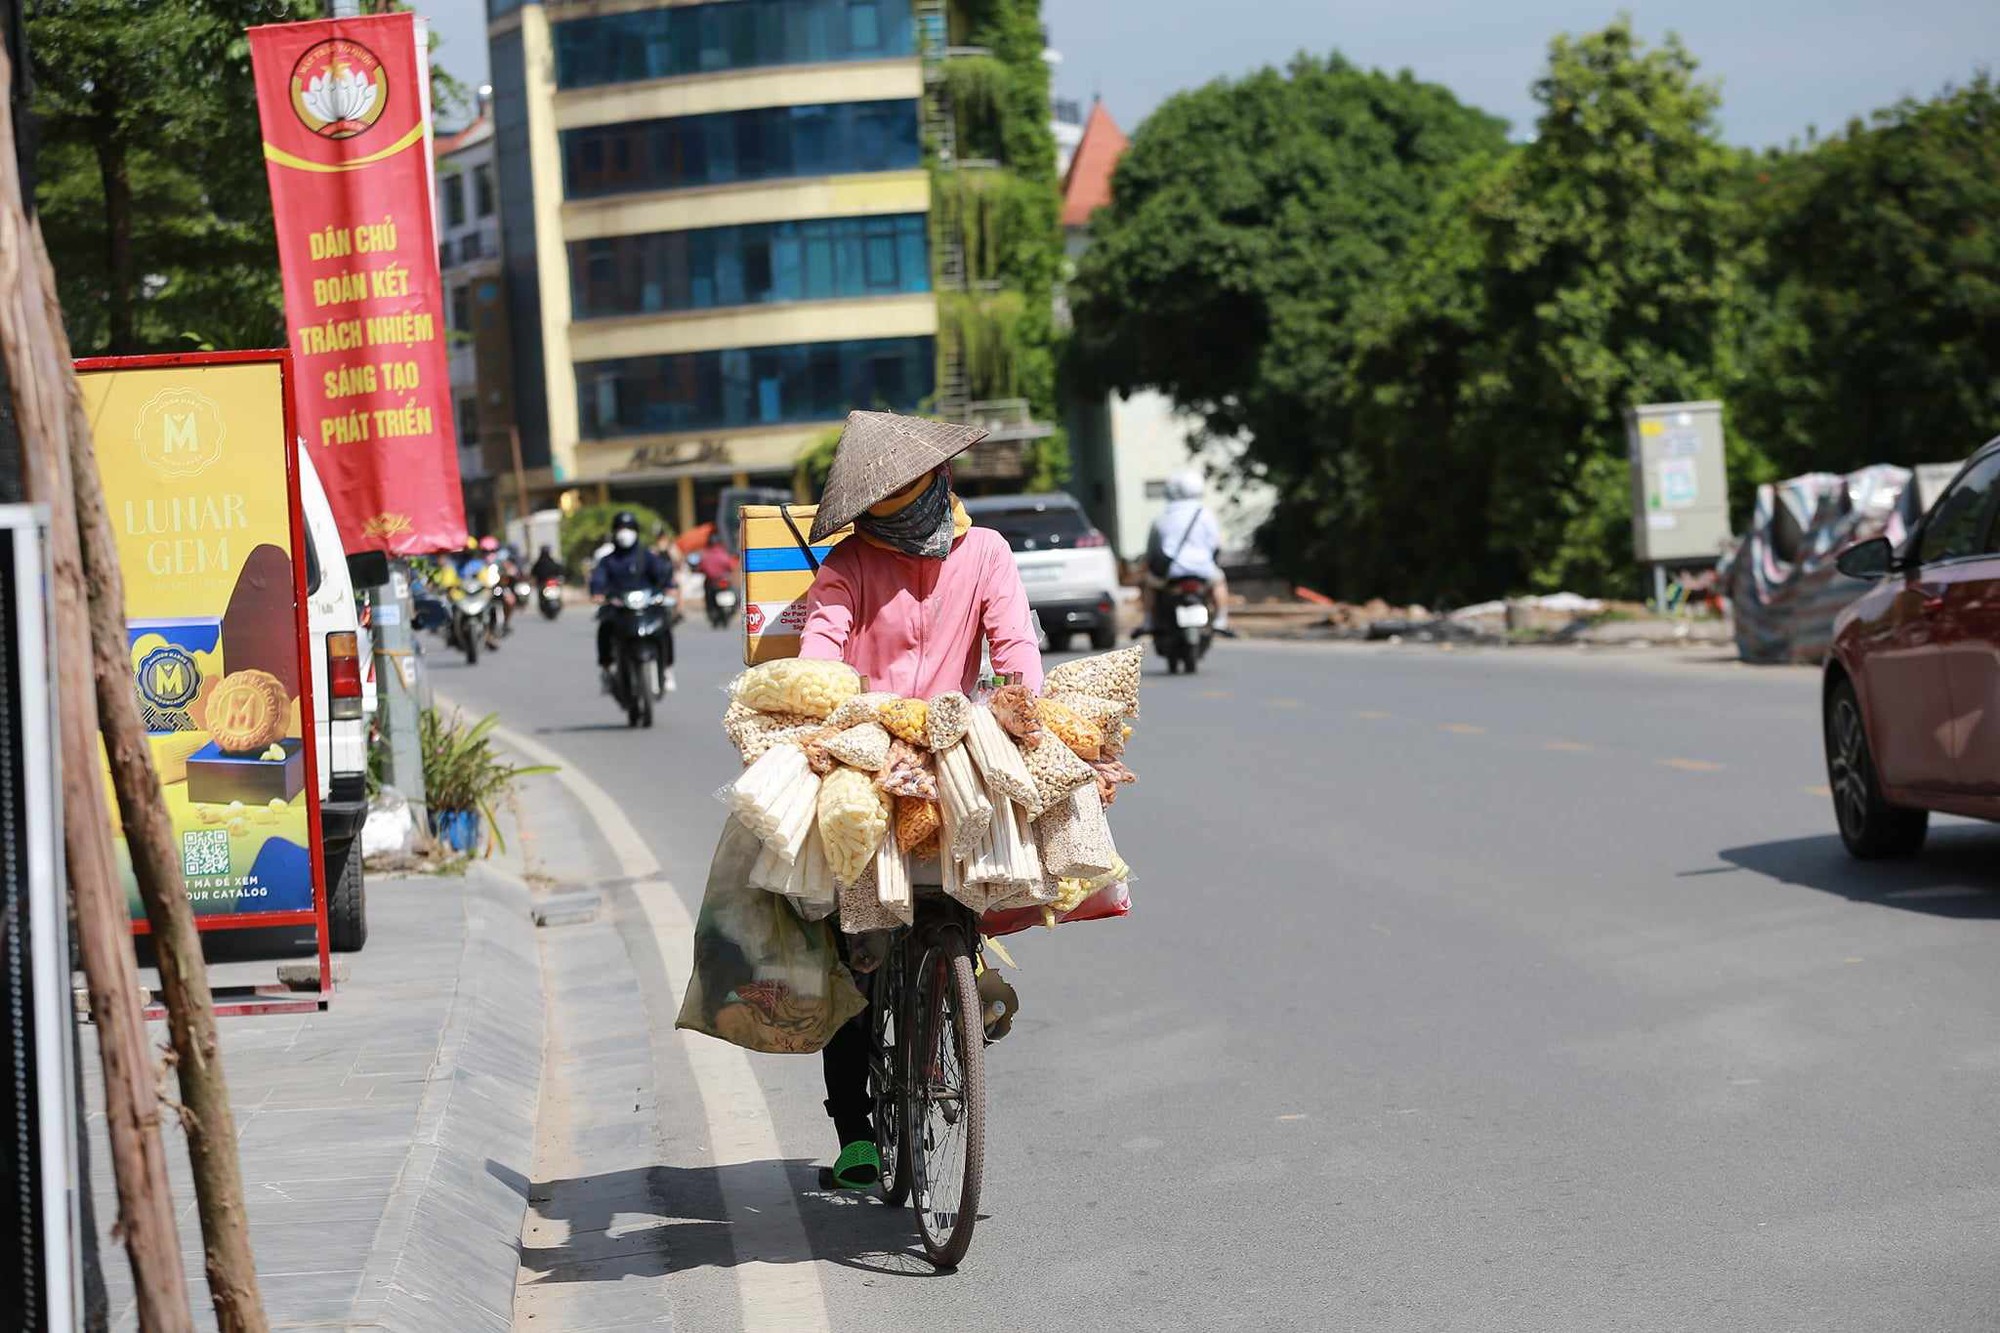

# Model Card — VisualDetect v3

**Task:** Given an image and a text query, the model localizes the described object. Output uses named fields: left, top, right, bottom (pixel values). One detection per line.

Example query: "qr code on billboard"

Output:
left=181, top=828, right=231, bottom=879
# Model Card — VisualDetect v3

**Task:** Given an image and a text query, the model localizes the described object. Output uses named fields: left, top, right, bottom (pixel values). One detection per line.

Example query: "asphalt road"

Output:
left=439, top=610, right=2000, bottom=1332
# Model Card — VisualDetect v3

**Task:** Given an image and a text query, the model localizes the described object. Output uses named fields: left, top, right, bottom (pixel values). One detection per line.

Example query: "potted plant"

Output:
left=418, top=708, right=555, bottom=855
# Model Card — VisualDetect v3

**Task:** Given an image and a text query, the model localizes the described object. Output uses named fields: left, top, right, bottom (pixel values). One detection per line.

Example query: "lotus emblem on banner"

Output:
left=288, top=38, right=388, bottom=140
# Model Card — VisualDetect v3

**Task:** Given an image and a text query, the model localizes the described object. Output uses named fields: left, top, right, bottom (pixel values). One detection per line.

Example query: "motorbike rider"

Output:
left=589, top=511, right=677, bottom=694
left=1138, top=469, right=1229, bottom=635
left=698, top=532, right=739, bottom=620
left=530, top=544, right=565, bottom=584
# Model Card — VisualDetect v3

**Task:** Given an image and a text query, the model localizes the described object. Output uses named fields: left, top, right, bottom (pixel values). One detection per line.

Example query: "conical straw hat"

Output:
left=809, top=411, right=989, bottom=543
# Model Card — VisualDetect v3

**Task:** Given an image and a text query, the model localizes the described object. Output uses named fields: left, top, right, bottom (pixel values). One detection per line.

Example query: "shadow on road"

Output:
left=504, top=1159, right=951, bottom=1286
left=1715, top=827, right=2000, bottom=918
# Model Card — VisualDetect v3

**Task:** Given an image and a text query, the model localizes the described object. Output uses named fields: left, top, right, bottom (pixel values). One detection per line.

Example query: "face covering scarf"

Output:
left=854, top=469, right=955, bottom=559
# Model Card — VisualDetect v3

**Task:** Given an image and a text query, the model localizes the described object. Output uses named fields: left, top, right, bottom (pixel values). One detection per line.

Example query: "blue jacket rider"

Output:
left=589, top=511, right=677, bottom=692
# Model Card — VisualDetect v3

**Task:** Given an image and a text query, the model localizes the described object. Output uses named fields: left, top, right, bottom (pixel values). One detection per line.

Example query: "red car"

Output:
left=1825, top=439, right=2000, bottom=857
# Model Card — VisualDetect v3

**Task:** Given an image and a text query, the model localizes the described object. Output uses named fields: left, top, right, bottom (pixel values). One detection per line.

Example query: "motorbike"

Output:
left=537, top=579, right=564, bottom=620
left=604, top=588, right=673, bottom=728
left=705, top=574, right=739, bottom=628
left=1154, top=577, right=1215, bottom=675
left=446, top=583, right=495, bottom=665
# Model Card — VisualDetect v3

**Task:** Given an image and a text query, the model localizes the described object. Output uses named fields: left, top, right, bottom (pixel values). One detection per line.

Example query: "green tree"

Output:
left=1733, top=75, right=2000, bottom=477
left=32, top=0, right=319, bottom=353
left=1067, top=54, right=1508, bottom=578
left=31, top=0, right=471, bottom=355
left=1469, top=21, right=1751, bottom=594
left=1290, top=22, right=1752, bottom=601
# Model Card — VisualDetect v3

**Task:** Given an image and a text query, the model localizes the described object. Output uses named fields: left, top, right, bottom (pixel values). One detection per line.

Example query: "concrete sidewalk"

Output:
left=84, top=863, right=544, bottom=1331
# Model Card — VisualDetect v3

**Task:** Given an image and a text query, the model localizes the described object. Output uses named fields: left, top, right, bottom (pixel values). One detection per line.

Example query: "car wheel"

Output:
left=1047, top=630, right=1073, bottom=654
left=1090, top=622, right=1117, bottom=651
left=1825, top=676, right=1928, bottom=859
left=327, top=840, right=368, bottom=953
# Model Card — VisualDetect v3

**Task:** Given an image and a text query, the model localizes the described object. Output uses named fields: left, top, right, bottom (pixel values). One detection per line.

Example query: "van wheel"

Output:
left=328, top=842, right=368, bottom=952
left=1825, top=677, right=1928, bottom=859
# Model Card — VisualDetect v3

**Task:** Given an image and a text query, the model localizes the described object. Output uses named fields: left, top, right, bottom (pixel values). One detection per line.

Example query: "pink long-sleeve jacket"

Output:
left=796, top=527, right=1045, bottom=696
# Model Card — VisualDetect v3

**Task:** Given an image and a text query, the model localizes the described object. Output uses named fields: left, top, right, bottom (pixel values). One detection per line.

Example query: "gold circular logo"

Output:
left=134, top=387, right=225, bottom=480
left=290, top=38, right=389, bottom=141
left=205, top=670, right=290, bottom=754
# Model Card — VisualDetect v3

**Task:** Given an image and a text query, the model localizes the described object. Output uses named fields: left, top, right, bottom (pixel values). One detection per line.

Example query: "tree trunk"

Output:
left=0, top=44, right=192, bottom=1333
left=55, top=260, right=268, bottom=1331
left=90, top=99, right=132, bottom=354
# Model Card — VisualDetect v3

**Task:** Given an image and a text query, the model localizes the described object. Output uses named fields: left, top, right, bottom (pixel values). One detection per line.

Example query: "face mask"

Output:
left=613, top=528, right=638, bottom=550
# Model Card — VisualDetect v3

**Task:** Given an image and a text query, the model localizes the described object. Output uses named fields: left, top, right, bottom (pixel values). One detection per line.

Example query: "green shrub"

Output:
left=560, top=501, right=669, bottom=574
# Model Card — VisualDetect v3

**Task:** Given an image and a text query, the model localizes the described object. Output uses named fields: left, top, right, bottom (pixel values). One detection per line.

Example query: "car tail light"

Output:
left=1076, top=530, right=1108, bottom=548
left=327, top=631, right=362, bottom=720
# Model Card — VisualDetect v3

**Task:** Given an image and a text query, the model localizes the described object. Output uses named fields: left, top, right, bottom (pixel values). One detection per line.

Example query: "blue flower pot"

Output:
left=432, top=809, right=481, bottom=854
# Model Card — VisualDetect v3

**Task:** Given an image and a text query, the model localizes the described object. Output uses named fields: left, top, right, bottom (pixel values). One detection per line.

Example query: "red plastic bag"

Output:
left=980, top=881, right=1130, bottom=937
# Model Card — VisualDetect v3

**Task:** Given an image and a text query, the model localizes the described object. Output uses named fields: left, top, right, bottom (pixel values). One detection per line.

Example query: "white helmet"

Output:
left=1164, top=469, right=1206, bottom=502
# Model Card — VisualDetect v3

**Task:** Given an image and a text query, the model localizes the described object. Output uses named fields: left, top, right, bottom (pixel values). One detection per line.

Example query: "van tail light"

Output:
left=328, top=631, right=363, bottom=720
left=1076, top=530, right=1108, bottom=548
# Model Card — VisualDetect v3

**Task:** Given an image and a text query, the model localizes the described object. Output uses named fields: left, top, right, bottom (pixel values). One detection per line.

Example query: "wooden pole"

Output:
left=509, top=424, right=530, bottom=527
left=53, top=271, right=268, bottom=1329
left=0, top=44, right=193, bottom=1333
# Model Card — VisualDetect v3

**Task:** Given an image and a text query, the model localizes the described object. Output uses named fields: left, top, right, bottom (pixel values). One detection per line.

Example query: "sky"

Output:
left=421, top=0, right=1997, bottom=148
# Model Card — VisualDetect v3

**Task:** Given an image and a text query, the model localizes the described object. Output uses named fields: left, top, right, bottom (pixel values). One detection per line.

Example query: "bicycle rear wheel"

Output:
left=908, top=931, right=984, bottom=1268
left=871, top=947, right=912, bottom=1207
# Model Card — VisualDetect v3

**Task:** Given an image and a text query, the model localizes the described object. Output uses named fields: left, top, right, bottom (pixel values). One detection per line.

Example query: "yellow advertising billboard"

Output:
left=76, top=353, right=325, bottom=935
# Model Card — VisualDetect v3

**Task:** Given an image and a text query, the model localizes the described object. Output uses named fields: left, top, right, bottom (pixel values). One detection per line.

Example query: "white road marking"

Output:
left=490, top=720, right=833, bottom=1333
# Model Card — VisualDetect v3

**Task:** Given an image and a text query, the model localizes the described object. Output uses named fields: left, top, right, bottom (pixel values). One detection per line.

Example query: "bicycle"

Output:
left=820, top=893, right=987, bottom=1268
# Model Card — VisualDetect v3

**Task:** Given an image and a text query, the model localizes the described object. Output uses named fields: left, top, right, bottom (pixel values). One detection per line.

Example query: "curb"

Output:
left=350, top=864, right=545, bottom=1331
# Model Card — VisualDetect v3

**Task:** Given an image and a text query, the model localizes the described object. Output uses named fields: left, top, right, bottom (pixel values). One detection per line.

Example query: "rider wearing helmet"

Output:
left=1140, top=469, right=1229, bottom=632
left=588, top=511, right=677, bottom=692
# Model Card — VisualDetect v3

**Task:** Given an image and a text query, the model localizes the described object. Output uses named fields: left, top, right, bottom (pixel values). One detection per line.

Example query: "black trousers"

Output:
left=596, top=612, right=675, bottom=669
left=823, top=994, right=873, bottom=1148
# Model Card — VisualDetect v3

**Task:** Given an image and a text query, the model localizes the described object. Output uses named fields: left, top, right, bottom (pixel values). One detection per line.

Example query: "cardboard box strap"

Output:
left=775, top=505, right=821, bottom=573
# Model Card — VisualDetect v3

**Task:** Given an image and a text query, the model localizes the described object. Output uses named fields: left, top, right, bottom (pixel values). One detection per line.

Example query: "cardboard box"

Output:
left=738, top=504, right=849, bottom=666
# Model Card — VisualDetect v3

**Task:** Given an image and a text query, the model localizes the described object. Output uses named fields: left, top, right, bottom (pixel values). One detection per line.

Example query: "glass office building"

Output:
left=488, top=0, right=935, bottom=522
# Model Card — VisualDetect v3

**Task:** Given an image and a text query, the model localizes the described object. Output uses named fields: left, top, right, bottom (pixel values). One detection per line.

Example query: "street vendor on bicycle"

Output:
left=794, top=409, right=1044, bottom=1189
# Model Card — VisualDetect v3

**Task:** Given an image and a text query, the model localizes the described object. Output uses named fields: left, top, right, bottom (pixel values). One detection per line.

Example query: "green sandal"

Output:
left=830, top=1140, right=880, bottom=1190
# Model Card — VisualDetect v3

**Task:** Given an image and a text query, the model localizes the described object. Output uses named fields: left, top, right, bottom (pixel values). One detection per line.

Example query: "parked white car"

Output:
left=961, top=493, right=1120, bottom=652
left=297, top=447, right=373, bottom=952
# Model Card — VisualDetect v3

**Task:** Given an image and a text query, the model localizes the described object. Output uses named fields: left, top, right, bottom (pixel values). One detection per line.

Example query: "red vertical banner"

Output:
left=249, top=13, right=466, bottom=554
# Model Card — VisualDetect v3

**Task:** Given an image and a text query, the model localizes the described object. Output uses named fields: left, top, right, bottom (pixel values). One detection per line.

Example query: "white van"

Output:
left=297, top=448, right=373, bottom=951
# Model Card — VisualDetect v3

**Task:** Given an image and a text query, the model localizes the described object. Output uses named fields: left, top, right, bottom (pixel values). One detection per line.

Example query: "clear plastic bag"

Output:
left=677, top=818, right=867, bottom=1053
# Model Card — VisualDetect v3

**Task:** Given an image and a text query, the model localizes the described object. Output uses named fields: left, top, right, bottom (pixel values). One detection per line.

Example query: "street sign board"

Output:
left=73, top=354, right=331, bottom=999
left=0, top=507, right=84, bottom=1329
left=1626, top=400, right=1731, bottom=564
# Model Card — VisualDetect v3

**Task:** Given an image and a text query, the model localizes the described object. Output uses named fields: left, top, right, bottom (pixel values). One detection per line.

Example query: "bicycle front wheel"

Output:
left=872, top=948, right=912, bottom=1208
left=908, top=933, right=984, bottom=1268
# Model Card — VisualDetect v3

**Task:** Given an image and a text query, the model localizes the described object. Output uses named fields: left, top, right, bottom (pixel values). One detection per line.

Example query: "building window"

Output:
left=551, top=0, right=914, bottom=90
left=575, top=336, right=933, bottom=439
left=450, top=284, right=471, bottom=333
left=457, top=396, right=480, bottom=448
left=473, top=163, right=496, bottom=218
left=569, top=214, right=929, bottom=319
left=561, top=100, right=921, bottom=200
left=443, top=173, right=466, bottom=229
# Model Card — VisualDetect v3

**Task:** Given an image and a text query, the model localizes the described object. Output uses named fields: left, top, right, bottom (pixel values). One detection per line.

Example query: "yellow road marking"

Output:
left=1805, top=784, right=1832, bottom=797
left=1440, top=723, right=1487, bottom=735
left=1543, top=740, right=1591, bottom=752
left=1276, top=1114, right=1309, bottom=1122
left=1201, top=689, right=1231, bottom=700
left=1269, top=698, right=1303, bottom=709
left=1659, top=758, right=1725, bottom=772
